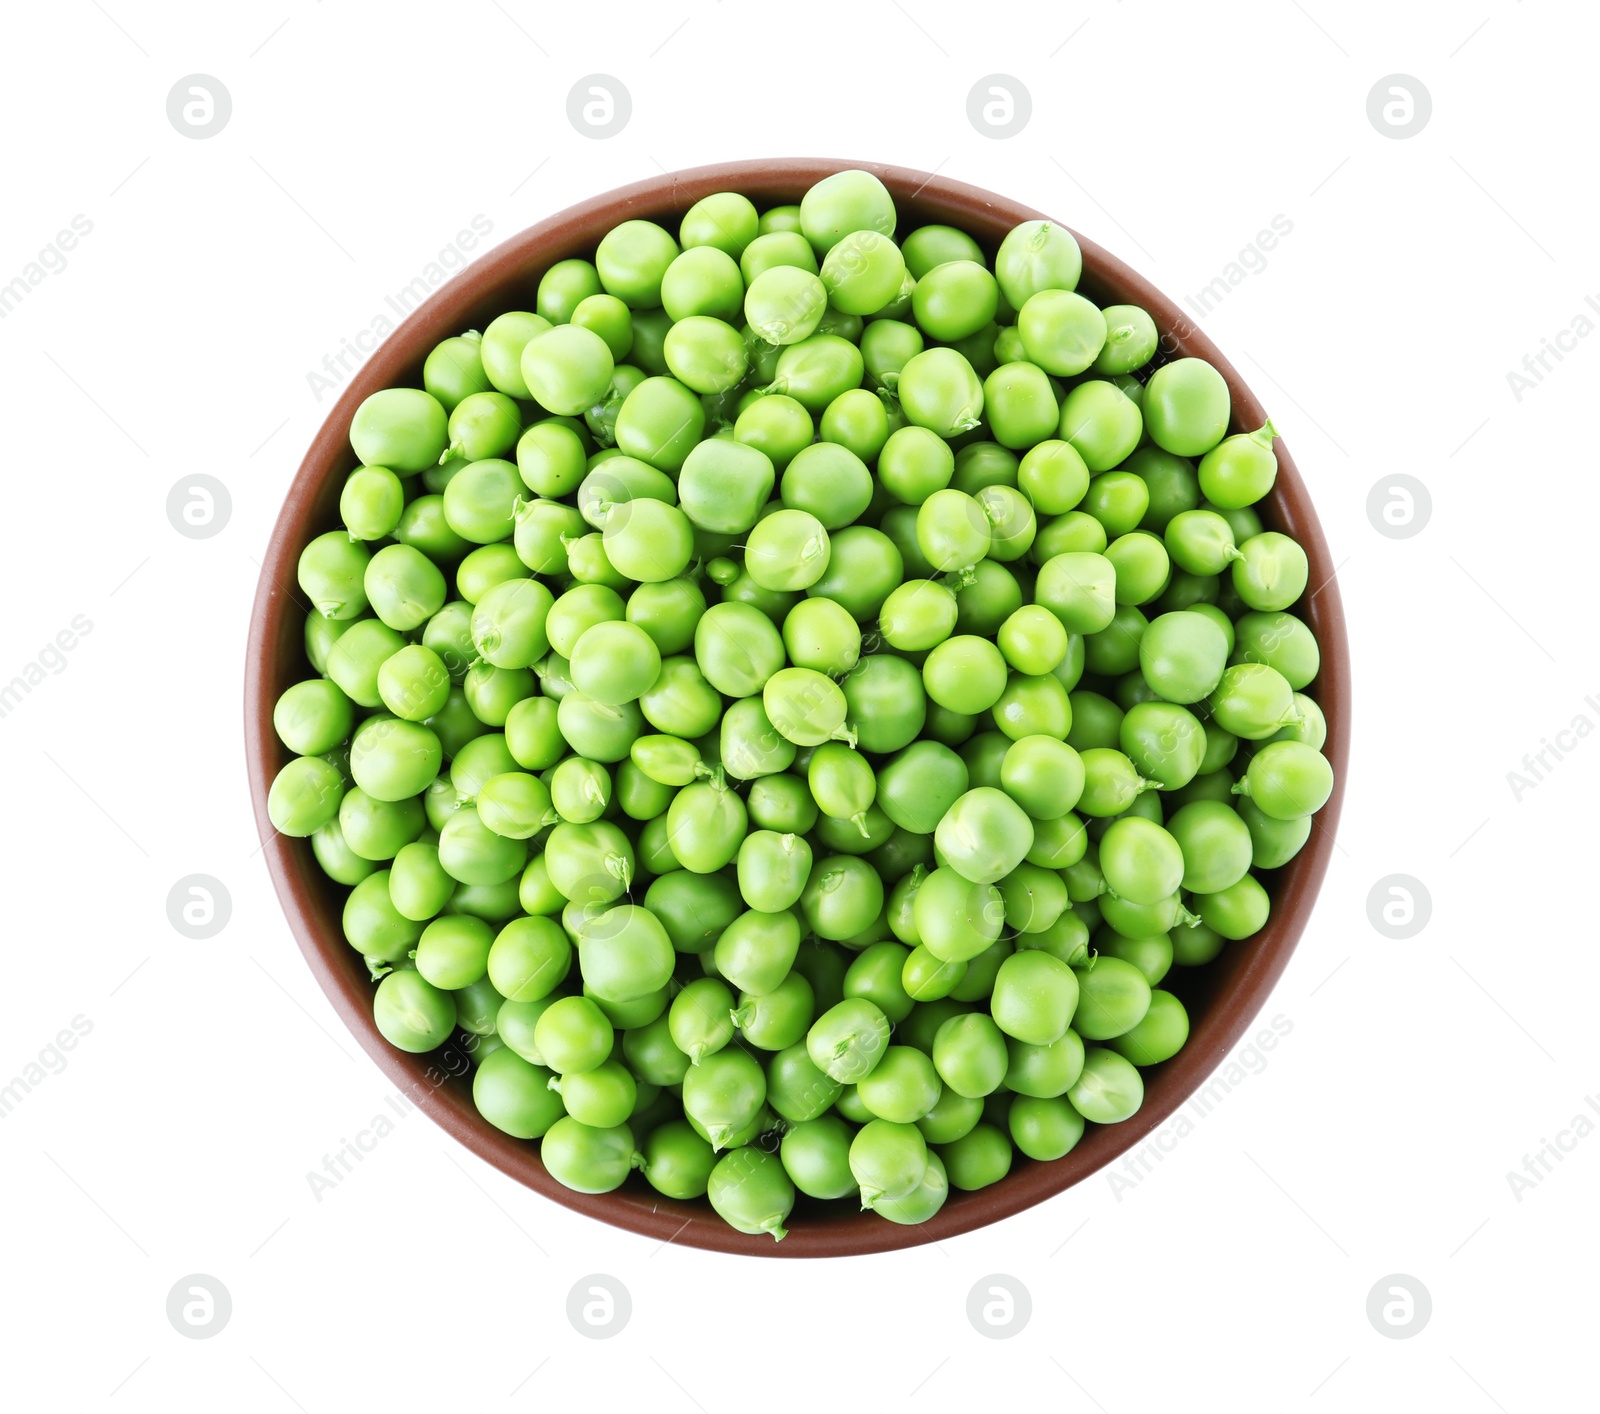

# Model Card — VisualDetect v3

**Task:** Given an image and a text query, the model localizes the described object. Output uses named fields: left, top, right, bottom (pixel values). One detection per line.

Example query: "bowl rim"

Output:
left=245, top=156, right=1350, bottom=1258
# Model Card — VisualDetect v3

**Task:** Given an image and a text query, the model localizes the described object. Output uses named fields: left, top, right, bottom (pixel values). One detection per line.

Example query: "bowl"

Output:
left=246, top=157, right=1350, bottom=1257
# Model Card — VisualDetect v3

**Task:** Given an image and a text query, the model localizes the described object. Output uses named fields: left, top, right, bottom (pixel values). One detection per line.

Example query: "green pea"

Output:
left=1008, top=1094, right=1085, bottom=1160
left=777, top=1113, right=853, bottom=1197
left=922, top=635, right=1008, bottom=717
left=874, top=740, right=968, bottom=836
left=669, top=977, right=737, bottom=1063
left=807, top=996, right=891, bottom=1084
left=913, top=866, right=1004, bottom=963
left=619, top=577, right=702, bottom=658
left=1143, top=357, right=1231, bottom=457
left=370, top=969, right=454, bottom=1053
left=1199, top=420, right=1278, bottom=508
left=909, top=257, right=997, bottom=340
left=349, top=387, right=448, bottom=472
left=998, top=862, right=1070, bottom=933
left=1232, top=532, right=1309, bottom=612
left=855, top=1044, right=942, bottom=1124
left=799, top=169, right=896, bottom=253
left=1003, top=1027, right=1086, bottom=1098
left=395, top=493, right=470, bottom=563
left=670, top=441, right=776, bottom=540
left=741, top=228, right=816, bottom=281
left=1059, top=379, right=1143, bottom=472
left=268, top=755, right=346, bottom=838
left=932, top=1012, right=1009, bottom=1098
left=747, top=772, right=820, bottom=835
left=733, top=393, right=814, bottom=469
left=1093, top=304, right=1159, bottom=375
left=1017, top=289, right=1105, bottom=376
left=849, top=1118, right=929, bottom=1208
left=999, top=736, right=1084, bottom=821
left=733, top=970, right=815, bottom=1050
left=642, top=869, right=742, bottom=955
left=711, top=907, right=800, bottom=997
left=1118, top=700, right=1206, bottom=790
left=712, top=697, right=789, bottom=781
left=1237, top=796, right=1313, bottom=869
left=1209, top=662, right=1300, bottom=739
left=704, top=1146, right=795, bottom=1241
left=804, top=742, right=874, bottom=835
left=683, top=1047, right=767, bottom=1151
left=730, top=830, right=808, bottom=915
left=1067, top=1046, right=1144, bottom=1124
left=423, top=330, right=491, bottom=412
left=541, top=1116, right=639, bottom=1194
left=1236, top=740, right=1334, bottom=821
left=893, top=224, right=977, bottom=280
left=995, top=220, right=1082, bottom=308
left=935, top=787, right=1035, bottom=885
left=991, top=950, right=1079, bottom=1045
left=756, top=666, right=847, bottom=748
left=898, top=347, right=984, bottom=438
left=336, top=786, right=422, bottom=862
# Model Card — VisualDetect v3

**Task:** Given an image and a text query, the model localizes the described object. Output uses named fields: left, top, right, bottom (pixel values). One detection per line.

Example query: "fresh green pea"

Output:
left=1004, top=1028, right=1086, bottom=1098
left=1199, top=420, right=1278, bottom=508
left=778, top=1113, right=854, bottom=1197
left=683, top=1047, right=767, bottom=1151
left=805, top=526, right=903, bottom=621
left=1143, top=358, right=1230, bottom=457
left=1093, top=304, right=1159, bottom=374
left=1067, top=1045, right=1144, bottom=1123
left=1009, top=1094, right=1085, bottom=1160
left=991, top=950, right=1078, bottom=1045
left=746, top=772, right=820, bottom=836
left=933, top=1012, right=1009, bottom=1098
left=913, top=866, right=1004, bottom=964
left=1208, top=662, right=1300, bottom=739
left=372, top=969, right=455, bottom=1053
left=1018, top=289, right=1105, bottom=375
left=899, top=348, right=984, bottom=439
left=1059, top=379, right=1142, bottom=472
left=995, top=220, right=1082, bottom=308
left=1232, top=532, right=1309, bottom=612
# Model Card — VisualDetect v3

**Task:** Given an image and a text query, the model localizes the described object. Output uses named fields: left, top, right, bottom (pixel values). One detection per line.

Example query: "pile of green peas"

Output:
left=270, top=170, right=1334, bottom=1241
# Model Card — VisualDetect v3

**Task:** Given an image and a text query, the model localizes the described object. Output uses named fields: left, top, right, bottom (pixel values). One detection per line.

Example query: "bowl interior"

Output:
left=246, top=158, right=1349, bottom=1257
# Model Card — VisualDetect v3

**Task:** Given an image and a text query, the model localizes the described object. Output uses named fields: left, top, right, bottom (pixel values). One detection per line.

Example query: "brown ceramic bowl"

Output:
left=246, top=158, right=1349, bottom=1258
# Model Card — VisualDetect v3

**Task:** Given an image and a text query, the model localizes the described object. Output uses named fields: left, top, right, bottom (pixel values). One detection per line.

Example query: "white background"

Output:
left=1, top=0, right=1594, bottom=1408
